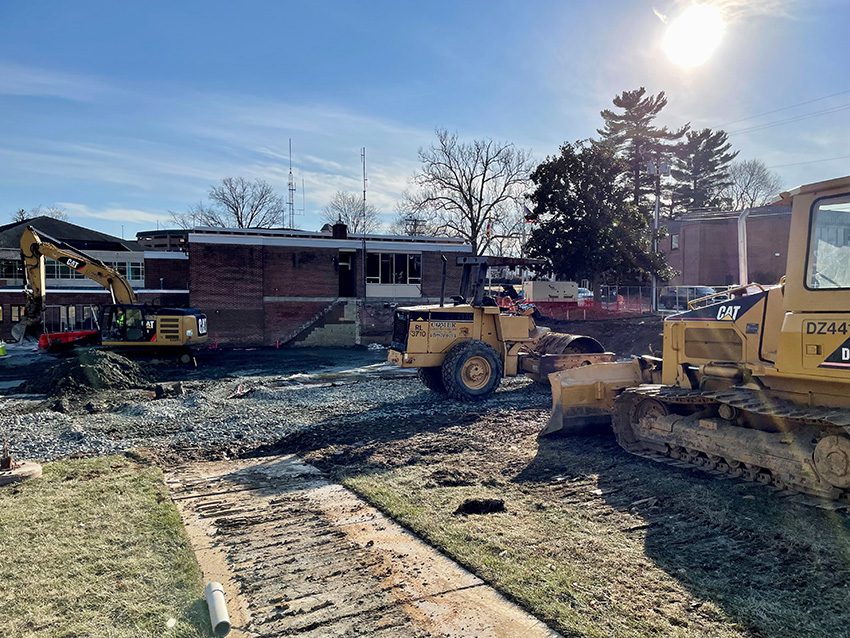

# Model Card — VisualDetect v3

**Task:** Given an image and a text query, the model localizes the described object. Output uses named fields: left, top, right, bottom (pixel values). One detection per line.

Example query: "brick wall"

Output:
left=263, top=247, right=340, bottom=298
left=746, top=215, right=791, bottom=284
left=144, top=257, right=190, bottom=290
left=421, top=252, right=464, bottom=298
left=189, top=243, right=264, bottom=345
left=663, top=213, right=790, bottom=287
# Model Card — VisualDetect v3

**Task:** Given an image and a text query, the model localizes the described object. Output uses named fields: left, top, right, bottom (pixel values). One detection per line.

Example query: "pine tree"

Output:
left=597, top=87, right=689, bottom=215
left=671, top=128, right=738, bottom=213
left=525, top=141, right=671, bottom=289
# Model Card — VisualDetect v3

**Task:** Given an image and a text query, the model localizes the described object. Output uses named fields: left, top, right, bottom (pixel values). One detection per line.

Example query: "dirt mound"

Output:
left=22, top=350, right=150, bottom=396
left=540, top=316, right=663, bottom=356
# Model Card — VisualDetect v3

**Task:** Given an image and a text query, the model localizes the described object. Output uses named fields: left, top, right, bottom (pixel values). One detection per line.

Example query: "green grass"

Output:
left=0, top=456, right=210, bottom=638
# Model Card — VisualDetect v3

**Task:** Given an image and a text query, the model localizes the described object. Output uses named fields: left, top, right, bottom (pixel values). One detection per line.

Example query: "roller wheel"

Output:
left=418, top=367, right=446, bottom=394
left=441, top=340, right=503, bottom=401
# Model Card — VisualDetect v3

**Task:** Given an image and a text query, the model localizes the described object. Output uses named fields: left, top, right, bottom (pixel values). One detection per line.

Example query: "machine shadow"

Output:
left=244, top=381, right=547, bottom=482
left=514, top=431, right=850, bottom=637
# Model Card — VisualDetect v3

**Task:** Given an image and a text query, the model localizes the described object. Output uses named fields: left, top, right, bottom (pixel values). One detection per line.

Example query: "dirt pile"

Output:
left=21, top=350, right=150, bottom=396
left=541, top=316, right=664, bottom=356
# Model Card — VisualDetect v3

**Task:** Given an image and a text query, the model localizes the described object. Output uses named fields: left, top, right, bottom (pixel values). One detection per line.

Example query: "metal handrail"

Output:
left=686, top=283, right=767, bottom=310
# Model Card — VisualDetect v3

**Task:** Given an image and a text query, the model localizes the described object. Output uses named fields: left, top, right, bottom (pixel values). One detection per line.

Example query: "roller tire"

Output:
left=441, top=340, right=503, bottom=402
left=418, top=366, right=447, bottom=394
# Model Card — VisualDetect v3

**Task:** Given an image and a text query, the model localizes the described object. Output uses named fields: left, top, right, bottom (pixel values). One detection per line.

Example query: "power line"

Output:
left=728, top=102, right=850, bottom=135
left=766, top=153, right=850, bottom=170
left=718, top=88, right=850, bottom=128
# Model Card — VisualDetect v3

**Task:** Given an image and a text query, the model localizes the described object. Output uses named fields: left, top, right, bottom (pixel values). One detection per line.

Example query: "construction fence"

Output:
left=529, top=285, right=733, bottom=321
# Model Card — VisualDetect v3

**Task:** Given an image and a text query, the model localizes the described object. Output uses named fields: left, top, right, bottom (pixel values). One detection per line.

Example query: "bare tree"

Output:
left=387, top=210, right=434, bottom=236
left=320, top=191, right=381, bottom=234
left=11, top=205, right=69, bottom=223
left=404, top=129, right=533, bottom=255
left=722, top=159, right=783, bottom=210
left=486, top=207, right=525, bottom=258
left=170, top=177, right=286, bottom=228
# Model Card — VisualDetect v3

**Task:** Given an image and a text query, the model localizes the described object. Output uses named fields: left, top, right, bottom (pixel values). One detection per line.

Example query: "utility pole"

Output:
left=647, top=157, right=670, bottom=313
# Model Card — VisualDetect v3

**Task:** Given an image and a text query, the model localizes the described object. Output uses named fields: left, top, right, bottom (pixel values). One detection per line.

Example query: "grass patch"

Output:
left=0, top=456, right=210, bottom=638
left=343, top=444, right=850, bottom=638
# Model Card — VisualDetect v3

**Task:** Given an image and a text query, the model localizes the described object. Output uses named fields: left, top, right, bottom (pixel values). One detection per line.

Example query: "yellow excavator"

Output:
left=13, top=226, right=207, bottom=360
left=387, top=256, right=613, bottom=400
left=546, top=175, right=850, bottom=504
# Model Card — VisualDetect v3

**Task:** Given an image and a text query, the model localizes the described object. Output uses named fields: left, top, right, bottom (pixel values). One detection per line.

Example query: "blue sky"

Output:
left=0, top=0, right=848, bottom=238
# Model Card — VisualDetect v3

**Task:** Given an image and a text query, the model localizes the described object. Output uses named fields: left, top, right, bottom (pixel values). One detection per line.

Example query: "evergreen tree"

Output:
left=525, top=141, right=670, bottom=289
left=597, top=87, right=689, bottom=214
left=671, top=128, right=738, bottom=213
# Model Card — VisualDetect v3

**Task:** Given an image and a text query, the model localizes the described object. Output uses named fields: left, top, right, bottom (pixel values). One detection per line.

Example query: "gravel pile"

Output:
left=0, top=354, right=551, bottom=463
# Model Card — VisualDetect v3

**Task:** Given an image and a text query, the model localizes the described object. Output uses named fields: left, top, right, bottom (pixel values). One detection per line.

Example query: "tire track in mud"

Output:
left=167, top=455, right=561, bottom=638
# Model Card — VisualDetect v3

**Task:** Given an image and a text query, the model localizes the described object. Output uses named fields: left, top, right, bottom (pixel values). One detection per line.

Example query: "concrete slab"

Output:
left=167, top=455, right=560, bottom=638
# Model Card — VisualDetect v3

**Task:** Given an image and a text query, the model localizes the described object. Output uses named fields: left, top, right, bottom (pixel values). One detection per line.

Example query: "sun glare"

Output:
left=663, top=4, right=726, bottom=68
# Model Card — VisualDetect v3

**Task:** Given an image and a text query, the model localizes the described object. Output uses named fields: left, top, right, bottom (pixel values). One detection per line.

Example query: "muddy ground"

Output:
left=2, top=317, right=850, bottom=637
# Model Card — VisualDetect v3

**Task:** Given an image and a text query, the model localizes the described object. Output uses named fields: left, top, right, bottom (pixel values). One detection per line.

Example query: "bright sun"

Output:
left=663, top=4, right=726, bottom=68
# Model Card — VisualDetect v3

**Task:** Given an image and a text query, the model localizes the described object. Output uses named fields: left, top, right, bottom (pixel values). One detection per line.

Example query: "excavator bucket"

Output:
left=541, top=357, right=659, bottom=436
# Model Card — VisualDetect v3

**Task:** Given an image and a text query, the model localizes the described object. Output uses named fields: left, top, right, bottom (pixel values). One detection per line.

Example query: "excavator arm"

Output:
left=13, top=226, right=138, bottom=341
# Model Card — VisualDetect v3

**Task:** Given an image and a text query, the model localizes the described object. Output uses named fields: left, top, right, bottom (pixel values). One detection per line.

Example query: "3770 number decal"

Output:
left=806, top=321, right=849, bottom=335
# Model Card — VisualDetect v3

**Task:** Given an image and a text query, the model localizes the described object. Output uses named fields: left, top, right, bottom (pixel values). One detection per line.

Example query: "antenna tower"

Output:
left=287, top=138, right=297, bottom=228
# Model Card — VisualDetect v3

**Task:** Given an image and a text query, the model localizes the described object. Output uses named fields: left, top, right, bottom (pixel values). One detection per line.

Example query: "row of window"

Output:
left=0, top=305, right=24, bottom=323
left=0, top=259, right=144, bottom=281
left=366, top=253, right=422, bottom=285
left=0, top=304, right=100, bottom=329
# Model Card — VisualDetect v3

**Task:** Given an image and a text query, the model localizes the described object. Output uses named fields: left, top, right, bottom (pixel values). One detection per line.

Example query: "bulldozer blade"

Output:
left=542, top=359, right=645, bottom=437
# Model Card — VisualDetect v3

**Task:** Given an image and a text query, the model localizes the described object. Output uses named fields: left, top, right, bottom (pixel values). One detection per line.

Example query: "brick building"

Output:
left=173, top=224, right=471, bottom=346
left=660, top=202, right=792, bottom=287
left=2, top=217, right=472, bottom=346
left=0, top=217, right=188, bottom=341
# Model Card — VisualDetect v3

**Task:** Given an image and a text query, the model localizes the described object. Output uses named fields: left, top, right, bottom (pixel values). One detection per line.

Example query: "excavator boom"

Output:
left=13, top=226, right=138, bottom=340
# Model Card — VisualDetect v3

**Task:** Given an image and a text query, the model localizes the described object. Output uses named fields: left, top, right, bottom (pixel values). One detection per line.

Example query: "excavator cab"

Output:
left=100, top=304, right=208, bottom=350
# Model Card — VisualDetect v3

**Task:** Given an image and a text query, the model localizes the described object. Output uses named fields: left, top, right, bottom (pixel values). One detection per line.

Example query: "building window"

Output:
left=129, top=262, right=145, bottom=281
left=10, top=305, right=24, bottom=322
left=671, top=234, right=680, bottom=250
left=366, top=253, right=421, bottom=284
left=0, top=259, right=22, bottom=280
left=0, top=305, right=3, bottom=323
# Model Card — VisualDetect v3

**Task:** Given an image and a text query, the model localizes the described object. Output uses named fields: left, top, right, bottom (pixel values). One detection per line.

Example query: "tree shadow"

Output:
left=515, top=431, right=850, bottom=638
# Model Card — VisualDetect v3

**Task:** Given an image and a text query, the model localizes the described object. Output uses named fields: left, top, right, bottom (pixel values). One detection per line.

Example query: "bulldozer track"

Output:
left=612, top=385, right=850, bottom=509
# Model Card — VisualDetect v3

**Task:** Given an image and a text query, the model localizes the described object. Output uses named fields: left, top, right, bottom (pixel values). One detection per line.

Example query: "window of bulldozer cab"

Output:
left=807, top=193, right=850, bottom=289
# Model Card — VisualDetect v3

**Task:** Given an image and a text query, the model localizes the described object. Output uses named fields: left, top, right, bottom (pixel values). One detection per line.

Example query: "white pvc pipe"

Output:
left=204, top=581, right=231, bottom=637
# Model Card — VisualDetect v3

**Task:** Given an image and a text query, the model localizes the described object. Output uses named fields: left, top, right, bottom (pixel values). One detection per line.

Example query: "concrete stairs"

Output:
left=290, top=300, right=358, bottom=347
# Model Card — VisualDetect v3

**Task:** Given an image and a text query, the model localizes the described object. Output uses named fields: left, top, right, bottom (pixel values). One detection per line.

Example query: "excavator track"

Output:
left=611, top=385, right=850, bottom=509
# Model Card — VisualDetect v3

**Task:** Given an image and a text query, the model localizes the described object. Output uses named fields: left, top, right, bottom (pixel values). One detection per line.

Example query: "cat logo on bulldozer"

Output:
left=716, top=305, right=741, bottom=321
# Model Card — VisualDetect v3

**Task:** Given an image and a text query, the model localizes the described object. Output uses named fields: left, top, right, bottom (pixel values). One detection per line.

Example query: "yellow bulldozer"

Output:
left=546, top=175, right=850, bottom=504
left=387, top=256, right=614, bottom=400
left=13, top=226, right=208, bottom=361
